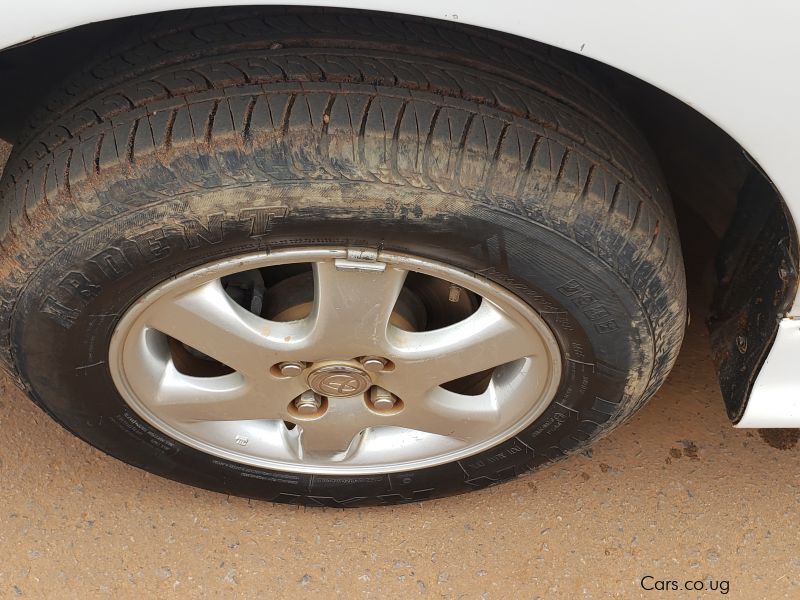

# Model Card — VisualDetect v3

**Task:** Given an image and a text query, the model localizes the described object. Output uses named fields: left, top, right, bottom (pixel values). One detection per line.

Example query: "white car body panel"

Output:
left=738, top=319, right=800, bottom=427
left=2, top=0, right=799, bottom=426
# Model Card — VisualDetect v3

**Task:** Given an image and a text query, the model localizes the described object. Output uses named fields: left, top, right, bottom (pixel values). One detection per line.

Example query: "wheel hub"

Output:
left=307, top=363, right=373, bottom=397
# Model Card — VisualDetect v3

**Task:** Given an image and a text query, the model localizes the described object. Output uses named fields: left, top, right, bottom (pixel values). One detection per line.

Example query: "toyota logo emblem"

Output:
left=307, top=364, right=372, bottom=397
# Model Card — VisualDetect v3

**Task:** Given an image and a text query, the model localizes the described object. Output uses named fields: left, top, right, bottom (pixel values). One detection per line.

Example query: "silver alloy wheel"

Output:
left=108, top=248, right=562, bottom=475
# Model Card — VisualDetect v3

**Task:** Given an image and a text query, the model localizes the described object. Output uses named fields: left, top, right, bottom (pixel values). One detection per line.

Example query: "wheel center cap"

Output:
left=307, top=364, right=372, bottom=397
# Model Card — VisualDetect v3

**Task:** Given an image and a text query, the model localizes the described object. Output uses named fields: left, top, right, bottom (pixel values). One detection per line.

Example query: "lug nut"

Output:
left=370, top=386, right=397, bottom=411
left=278, top=361, right=305, bottom=377
left=360, top=356, right=387, bottom=373
left=294, top=390, right=322, bottom=415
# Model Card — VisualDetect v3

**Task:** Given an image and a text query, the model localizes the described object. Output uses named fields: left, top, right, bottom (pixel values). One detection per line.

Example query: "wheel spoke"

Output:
left=395, top=385, right=503, bottom=442
left=121, top=332, right=306, bottom=421
left=388, top=300, right=543, bottom=396
left=144, top=279, right=308, bottom=377
left=294, top=396, right=374, bottom=459
left=156, top=373, right=307, bottom=422
left=153, top=366, right=264, bottom=422
left=308, top=260, right=407, bottom=357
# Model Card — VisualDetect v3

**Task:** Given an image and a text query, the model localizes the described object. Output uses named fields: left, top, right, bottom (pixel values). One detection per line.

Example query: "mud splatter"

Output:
left=680, top=440, right=699, bottom=459
left=598, top=463, right=623, bottom=474
left=758, top=429, right=800, bottom=450
left=667, top=441, right=699, bottom=460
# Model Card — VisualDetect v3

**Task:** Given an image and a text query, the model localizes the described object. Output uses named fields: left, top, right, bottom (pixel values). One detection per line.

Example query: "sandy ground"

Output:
left=1, top=140, right=799, bottom=599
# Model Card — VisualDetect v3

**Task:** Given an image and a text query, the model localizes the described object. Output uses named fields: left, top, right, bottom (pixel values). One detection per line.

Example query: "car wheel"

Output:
left=0, top=11, right=686, bottom=505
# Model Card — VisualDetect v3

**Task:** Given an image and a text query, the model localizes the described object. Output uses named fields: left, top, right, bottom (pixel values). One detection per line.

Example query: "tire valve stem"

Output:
left=448, top=284, right=462, bottom=303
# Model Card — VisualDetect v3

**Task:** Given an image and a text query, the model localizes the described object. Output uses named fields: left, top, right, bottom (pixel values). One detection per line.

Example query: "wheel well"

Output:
left=0, top=6, right=795, bottom=419
left=605, top=68, right=798, bottom=420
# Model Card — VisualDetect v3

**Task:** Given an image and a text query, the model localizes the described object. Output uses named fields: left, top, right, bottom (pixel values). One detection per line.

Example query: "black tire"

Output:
left=0, top=9, right=685, bottom=506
